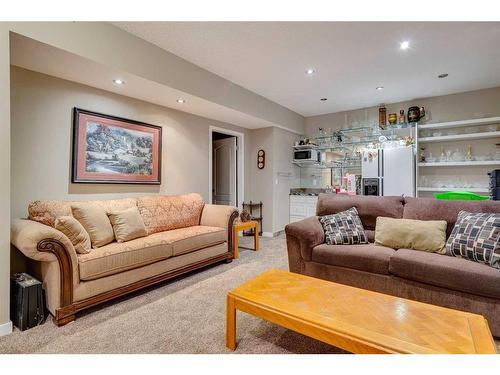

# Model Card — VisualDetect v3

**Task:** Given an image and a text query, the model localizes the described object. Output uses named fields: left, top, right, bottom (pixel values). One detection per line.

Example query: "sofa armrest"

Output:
left=11, top=218, right=79, bottom=289
left=200, top=204, right=238, bottom=229
left=201, top=204, right=239, bottom=256
left=285, top=217, right=325, bottom=270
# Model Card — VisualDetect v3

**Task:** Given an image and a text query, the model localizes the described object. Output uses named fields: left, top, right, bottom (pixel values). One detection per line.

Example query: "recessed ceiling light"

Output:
left=176, top=99, right=186, bottom=104
left=376, top=86, right=384, bottom=91
left=320, top=98, right=327, bottom=101
left=113, top=79, right=125, bottom=85
left=400, top=41, right=410, bottom=50
left=306, top=68, right=316, bottom=75
left=438, top=73, right=449, bottom=79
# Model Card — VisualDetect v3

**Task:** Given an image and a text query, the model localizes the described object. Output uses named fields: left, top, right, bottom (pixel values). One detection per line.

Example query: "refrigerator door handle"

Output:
left=379, top=150, right=384, bottom=196
left=380, top=149, right=384, bottom=177
left=377, top=150, right=381, bottom=177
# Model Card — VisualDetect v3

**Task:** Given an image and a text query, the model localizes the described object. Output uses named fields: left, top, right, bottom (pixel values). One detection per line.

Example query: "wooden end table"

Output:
left=232, top=220, right=259, bottom=259
left=226, top=269, right=497, bottom=354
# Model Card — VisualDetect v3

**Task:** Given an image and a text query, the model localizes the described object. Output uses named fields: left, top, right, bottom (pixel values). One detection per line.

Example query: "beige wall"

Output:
left=247, top=127, right=300, bottom=234
left=10, top=67, right=253, bottom=219
left=247, top=127, right=274, bottom=234
left=0, top=25, right=11, bottom=333
left=305, top=86, right=500, bottom=135
left=272, top=127, right=300, bottom=233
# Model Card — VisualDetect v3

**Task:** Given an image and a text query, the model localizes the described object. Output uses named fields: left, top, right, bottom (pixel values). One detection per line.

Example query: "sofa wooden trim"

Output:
left=35, top=209, right=239, bottom=326
left=37, top=239, right=74, bottom=308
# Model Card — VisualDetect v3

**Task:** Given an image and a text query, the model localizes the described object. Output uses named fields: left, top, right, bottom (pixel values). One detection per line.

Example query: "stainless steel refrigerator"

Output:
left=361, top=147, right=415, bottom=197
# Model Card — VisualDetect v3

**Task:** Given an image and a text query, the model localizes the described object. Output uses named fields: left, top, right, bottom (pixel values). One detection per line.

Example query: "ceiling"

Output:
left=114, top=22, right=500, bottom=117
left=10, top=33, right=281, bottom=131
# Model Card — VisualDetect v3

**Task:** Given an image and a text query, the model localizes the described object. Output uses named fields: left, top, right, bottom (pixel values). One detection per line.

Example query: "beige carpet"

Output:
left=0, top=235, right=498, bottom=354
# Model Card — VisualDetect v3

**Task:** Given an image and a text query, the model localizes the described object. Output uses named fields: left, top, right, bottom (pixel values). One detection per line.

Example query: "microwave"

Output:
left=293, top=149, right=320, bottom=163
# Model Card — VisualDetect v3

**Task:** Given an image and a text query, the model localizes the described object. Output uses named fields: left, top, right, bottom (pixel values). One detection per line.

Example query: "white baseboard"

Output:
left=0, top=321, right=12, bottom=337
left=262, top=230, right=284, bottom=238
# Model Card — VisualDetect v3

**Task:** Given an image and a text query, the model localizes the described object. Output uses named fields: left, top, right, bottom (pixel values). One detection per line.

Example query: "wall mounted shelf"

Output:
left=418, top=116, right=500, bottom=130
left=418, top=160, right=500, bottom=167
left=419, top=131, right=500, bottom=143
left=417, top=187, right=489, bottom=193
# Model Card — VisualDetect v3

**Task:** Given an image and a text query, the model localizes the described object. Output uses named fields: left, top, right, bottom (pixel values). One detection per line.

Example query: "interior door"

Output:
left=212, top=137, right=237, bottom=206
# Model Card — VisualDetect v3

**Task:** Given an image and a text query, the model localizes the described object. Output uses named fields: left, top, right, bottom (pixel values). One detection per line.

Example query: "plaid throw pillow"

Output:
left=445, top=211, right=500, bottom=269
left=319, top=207, right=368, bottom=245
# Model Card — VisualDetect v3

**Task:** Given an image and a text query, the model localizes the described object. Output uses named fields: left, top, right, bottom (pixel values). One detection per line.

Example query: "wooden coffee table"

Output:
left=226, top=269, right=497, bottom=354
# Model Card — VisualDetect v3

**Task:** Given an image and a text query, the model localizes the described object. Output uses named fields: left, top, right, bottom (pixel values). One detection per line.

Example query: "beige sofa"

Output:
left=11, top=193, right=238, bottom=326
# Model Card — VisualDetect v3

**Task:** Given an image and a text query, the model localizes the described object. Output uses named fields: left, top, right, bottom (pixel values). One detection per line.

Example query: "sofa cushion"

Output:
left=28, top=198, right=137, bottom=227
left=312, top=243, right=395, bottom=275
left=78, top=232, right=175, bottom=280
left=374, top=217, right=447, bottom=253
left=71, top=204, right=115, bottom=248
left=316, top=194, right=404, bottom=231
left=54, top=216, right=92, bottom=254
left=389, top=249, right=500, bottom=299
left=137, top=193, right=205, bottom=235
left=445, top=211, right=500, bottom=269
left=319, top=207, right=368, bottom=245
left=78, top=225, right=226, bottom=280
left=108, top=207, right=147, bottom=243
left=403, top=197, right=500, bottom=237
left=160, top=226, right=226, bottom=256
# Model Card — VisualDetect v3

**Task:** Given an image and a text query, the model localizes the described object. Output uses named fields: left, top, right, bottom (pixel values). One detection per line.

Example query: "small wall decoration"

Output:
left=257, top=149, right=265, bottom=169
left=72, top=108, right=162, bottom=184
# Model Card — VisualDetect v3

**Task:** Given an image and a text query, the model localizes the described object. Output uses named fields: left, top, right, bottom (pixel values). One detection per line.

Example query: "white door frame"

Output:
left=208, top=126, right=244, bottom=209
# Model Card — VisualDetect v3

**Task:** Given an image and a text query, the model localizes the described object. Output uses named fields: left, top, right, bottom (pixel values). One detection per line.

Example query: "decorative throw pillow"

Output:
left=319, top=207, right=368, bottom=245
left=54, top=216, right=92, bottom=254
left=375, top=217, right=447, bottom=252
left=445, top=211, right=500, bottom=269
left=108, top=207, right=147, bottom=243
left=71, top=204, right=115, bottom=248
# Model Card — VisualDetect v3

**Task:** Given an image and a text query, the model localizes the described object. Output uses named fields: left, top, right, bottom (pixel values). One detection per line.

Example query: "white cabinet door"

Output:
left=289, top=196, right=318, bottom=223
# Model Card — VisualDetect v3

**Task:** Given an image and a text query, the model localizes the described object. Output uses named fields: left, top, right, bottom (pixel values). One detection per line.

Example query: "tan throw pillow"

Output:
left=375, top=217, right=447, bottom=253
left=71, top=204, right=115, bottom=248
left=54, top=216, right=92, bottom=254
left=108, top=207, right=147, bottom=243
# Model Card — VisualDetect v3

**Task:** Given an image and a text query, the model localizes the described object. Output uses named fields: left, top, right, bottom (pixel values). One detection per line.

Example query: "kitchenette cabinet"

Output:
left=289, top=195, right=318, bottom=223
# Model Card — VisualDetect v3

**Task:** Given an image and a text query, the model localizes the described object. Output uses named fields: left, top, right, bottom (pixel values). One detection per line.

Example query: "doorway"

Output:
left=208, top=127, right=244, bottom=208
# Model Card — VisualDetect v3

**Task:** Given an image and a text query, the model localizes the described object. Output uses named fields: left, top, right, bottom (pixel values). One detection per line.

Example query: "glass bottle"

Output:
left=466, top=145, right=473, bottom=161
left=378, top=105, right=387, bottom=129
left=399, top=109, right=405, bottom=124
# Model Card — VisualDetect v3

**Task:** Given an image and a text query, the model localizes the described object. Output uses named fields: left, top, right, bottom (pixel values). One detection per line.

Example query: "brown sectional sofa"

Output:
left=285, top=194, right=500, bottom=337
left=11, top=193, right=238, bottom=326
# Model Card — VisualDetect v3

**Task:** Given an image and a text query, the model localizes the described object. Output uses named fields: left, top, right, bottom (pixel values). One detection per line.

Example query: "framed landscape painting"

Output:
left=72, top=108, right=162, bottom=184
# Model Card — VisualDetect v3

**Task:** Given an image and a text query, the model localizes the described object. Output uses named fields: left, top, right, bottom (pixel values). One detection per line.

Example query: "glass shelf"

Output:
left=315, top=123, right=414, bottom=139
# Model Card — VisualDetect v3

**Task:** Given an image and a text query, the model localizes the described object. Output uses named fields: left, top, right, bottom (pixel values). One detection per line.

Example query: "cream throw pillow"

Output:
left=54, top=216, right=92, bottom=254
left=375, top=217, right=447, bottom=253
left=108, top=207, right=147, bottom=243
left=71, top=204, right=115, bottom=248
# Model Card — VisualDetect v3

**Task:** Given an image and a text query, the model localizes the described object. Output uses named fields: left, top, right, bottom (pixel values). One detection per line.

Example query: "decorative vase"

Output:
left=408, top=106, right=421, bottom=123
left=388, top=113, right=397, bottom=125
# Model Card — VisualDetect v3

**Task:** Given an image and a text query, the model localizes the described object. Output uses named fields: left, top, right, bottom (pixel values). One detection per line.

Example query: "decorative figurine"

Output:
left=240, top=209, right=251, bottom=222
